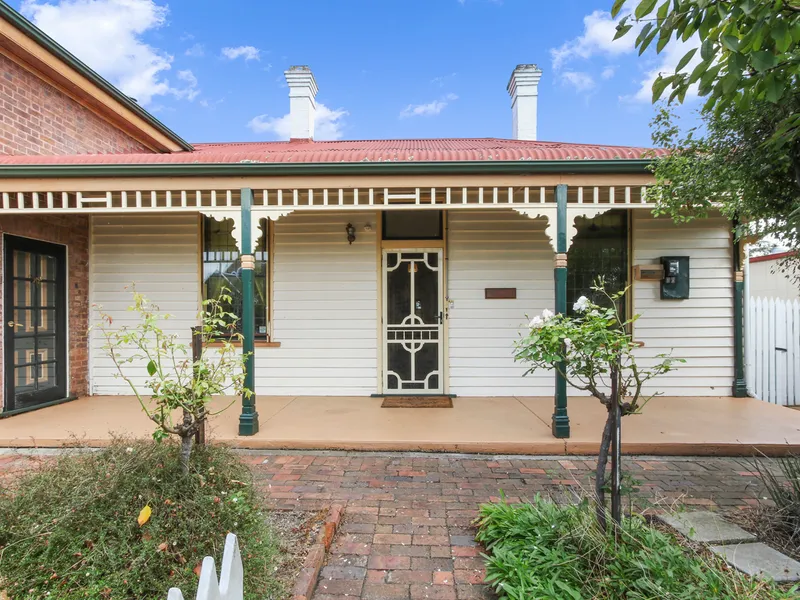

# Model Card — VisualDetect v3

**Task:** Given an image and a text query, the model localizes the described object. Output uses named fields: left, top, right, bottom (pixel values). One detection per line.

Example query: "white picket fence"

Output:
left=167, top=533, right=243, bottom=600
left=747, top=296, right=800, bottom=406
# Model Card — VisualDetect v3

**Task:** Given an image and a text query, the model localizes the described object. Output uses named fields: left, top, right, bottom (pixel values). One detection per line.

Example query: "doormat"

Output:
left=381, top=396, right=453, bottom=408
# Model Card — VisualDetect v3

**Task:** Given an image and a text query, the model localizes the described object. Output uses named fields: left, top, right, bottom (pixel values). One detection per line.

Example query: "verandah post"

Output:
left=552, top=183, right=570, bottom=438
left=732, top=232, right=747, bottom=397
left=238, top=188, right=259, bottom=435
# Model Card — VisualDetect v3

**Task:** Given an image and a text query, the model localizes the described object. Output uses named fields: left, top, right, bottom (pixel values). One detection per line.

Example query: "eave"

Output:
left=0, top=159, right=655, bottom=179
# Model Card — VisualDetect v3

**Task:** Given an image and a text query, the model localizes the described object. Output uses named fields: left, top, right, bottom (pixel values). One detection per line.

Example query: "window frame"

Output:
left=200, top=215, right=273, bottom=340
left=566, top=209, right=631, bottom=329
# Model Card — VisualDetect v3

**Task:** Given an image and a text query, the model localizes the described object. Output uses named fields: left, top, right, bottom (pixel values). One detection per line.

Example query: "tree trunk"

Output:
left=595, top=408, right=615, bottom=532
left=180, top=433, right=193, bottom=475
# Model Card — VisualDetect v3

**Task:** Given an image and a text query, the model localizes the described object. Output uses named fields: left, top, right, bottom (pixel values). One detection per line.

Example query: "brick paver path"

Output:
left=244, top=452, right=768, bottom=600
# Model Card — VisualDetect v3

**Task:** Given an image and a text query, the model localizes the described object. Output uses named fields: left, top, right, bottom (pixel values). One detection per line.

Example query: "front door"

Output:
left=383, top=249, right=444, bottom=393
left=4, top=236, right=67, bottom=411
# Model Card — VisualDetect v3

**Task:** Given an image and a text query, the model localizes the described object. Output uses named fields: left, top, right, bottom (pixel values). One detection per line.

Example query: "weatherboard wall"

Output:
left=88, top=212, right=378, bottom=396
left=87, top=210, right=733, bottom=398
left=446, top=210, right=555, bottom=396
left=631, top=212, right=735, bottom=396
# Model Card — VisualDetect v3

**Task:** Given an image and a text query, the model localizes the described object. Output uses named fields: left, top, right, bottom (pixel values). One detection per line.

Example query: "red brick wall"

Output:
left=0, top=54, right=151, bottom=155
left=0, top=216, right=90, bottom=410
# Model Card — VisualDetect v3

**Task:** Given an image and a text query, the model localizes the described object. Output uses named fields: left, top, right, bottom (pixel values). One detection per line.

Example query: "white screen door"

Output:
left=382, top=249, right=444, bottom=393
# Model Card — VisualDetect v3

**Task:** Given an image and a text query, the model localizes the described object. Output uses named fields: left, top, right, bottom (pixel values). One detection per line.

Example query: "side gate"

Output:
left=747, top=296, right=800, bottom=406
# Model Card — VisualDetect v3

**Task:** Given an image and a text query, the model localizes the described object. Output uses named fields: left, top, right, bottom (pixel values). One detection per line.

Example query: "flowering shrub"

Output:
left=515, top=281, right=681, bottom=410
left=95, top=289, right=251, bottom=473
left=515, top=279, right=682, bottom=528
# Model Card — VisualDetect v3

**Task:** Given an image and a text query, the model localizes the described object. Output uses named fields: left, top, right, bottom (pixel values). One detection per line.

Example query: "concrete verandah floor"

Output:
left=2, top=395, right=800, bottom=455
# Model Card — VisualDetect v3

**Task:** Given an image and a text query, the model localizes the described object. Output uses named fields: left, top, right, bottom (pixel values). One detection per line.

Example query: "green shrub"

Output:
left=476, top=497, right=794, bottom=600
left=756, top=455, right=800, bottom=538
left=0, top=440, right=285, bottom=600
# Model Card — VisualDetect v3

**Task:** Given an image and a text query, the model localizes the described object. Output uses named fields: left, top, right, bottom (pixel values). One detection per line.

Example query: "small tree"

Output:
left=95, top=290, right=251, bottom=473
left=515, top=280, right=682, bottom=530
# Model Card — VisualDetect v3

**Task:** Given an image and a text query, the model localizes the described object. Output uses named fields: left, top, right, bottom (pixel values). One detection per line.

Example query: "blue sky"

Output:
left=15, top=0, right=703, bottom=147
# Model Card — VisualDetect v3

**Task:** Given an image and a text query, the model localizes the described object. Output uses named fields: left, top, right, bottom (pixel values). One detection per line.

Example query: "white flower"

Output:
left=529, top=316, right=544, bottom=328
left=573, top=296, right=590, bottom=313
left=564, top=338, right=572, bottom=350
left=125, top=447, right=134, bottom=454
left=541, top=309, right=554, bottom=321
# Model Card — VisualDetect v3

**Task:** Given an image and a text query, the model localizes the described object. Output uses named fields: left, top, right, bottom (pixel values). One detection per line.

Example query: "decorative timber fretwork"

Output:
left=0, top=185, right=652, bottom=215
left=199, top=208, right=294, bottom=253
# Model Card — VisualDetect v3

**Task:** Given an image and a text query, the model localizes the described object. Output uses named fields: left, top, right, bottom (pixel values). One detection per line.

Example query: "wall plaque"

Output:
left=485, top=288, right=517, bottom=299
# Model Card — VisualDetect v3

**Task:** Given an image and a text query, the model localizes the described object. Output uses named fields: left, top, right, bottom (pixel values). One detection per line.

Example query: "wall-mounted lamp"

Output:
left=345, top=223, right=356, bottom=245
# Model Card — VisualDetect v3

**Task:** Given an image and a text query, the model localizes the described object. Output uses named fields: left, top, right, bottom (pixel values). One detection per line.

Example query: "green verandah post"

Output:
left=552, top=183, right=570, bottom=438
left=732, top=231, right=747, bottom=397
left=238, top=188, right=259, bottom=435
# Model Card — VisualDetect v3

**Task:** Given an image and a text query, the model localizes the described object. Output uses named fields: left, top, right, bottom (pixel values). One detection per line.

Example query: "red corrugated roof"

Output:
left=0, top=138, right=664, bottom=165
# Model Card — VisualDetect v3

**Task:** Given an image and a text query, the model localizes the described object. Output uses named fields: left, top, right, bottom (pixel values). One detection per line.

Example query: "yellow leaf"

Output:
left=137, top=505, right=152, bottom=526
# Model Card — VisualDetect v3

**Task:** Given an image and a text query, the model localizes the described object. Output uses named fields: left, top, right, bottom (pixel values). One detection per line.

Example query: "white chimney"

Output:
left=284, top=66, right=318, bottom=140
left=507, top=64, right=542, bottom=141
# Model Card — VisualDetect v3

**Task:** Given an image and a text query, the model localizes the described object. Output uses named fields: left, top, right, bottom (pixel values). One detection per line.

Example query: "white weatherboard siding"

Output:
left=257, top=211, right=378, bottom=395
left=632, top=213, right=734, bottom=395
left=90, top=211, right=378, bottom=397
left=86, top=210, right=732, bottom=398
left=89, top=214, right=201, bottom=395
left=447, top=210, right=554, bottom=396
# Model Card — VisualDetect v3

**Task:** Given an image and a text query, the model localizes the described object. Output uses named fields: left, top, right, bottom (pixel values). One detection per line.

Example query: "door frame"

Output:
left=3, top=234, right=69, bottom=412
left=381, top=246, right=446, bottom=394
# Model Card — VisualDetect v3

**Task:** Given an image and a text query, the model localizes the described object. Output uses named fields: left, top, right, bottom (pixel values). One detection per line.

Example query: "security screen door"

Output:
left=383, top=249, right=444, bottom=393
left=3, top=235, right=67, bottom=411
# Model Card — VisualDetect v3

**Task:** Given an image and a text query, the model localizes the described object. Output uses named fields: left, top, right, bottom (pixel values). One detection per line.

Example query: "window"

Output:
left=202, top=216, right=271, bottom=337
left=383, top=210, right=443, bottom=240
left=566, top=210, right=629, bottom=318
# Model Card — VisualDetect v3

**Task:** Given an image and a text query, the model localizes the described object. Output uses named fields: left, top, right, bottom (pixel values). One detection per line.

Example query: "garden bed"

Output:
left=476, top=496, right=796, bottom=599
left=725, top=455, right=800, bottom=565
left=0, top=440, right=313, bottom=600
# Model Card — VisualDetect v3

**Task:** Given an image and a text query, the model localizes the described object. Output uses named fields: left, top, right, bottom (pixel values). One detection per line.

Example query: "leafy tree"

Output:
left=648, top=100, right=800, bottom=278
left=613, top=0, right=800, bottom=277
left=95, top=289, right=251, bottom=473
left=612, top=0, right=800, bottom=173
left=515, top=281, right=681, bottom=531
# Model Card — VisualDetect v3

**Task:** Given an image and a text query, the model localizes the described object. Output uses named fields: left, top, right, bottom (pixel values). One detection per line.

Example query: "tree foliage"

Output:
left=648, top=100, right=800, bottom=263
left=613, top=0, right=800, bottom=278
left=612, top=0, right=800, bottom=159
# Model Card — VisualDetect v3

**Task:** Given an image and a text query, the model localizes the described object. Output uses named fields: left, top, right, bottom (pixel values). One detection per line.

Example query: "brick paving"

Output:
left=244, top=452, right=770, bottom=600
left=0, top=450, right=772, bottom=599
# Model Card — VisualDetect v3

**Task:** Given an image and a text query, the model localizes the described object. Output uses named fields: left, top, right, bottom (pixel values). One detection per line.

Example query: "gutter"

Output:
left=0, top=1, right=193, bottom=152
left=0, top=159, right=656, bottom=179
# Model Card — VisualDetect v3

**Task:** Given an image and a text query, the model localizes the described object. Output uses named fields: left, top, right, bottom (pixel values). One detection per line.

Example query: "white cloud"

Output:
left=560, top=71, right=595, bottom=92
left=431, top=73, right=456, bottom=87
left=21, top=0, right=180, bottom=106
left=247, top=103, right=349, bottom=140
left=185, top=43, right=205, bottom=58
left=400, top=93, right=458, bottom=118
left=553, top=8, right=702, bottom=104
left=200, top=97, right=224, bottom=110
left=221, top=46, right=260, bottom=61
left=550, top=9, right=639, bottom=70
left=624, top=36, right=702, bottom=103
left=174, top=70, right=199, bottom=101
